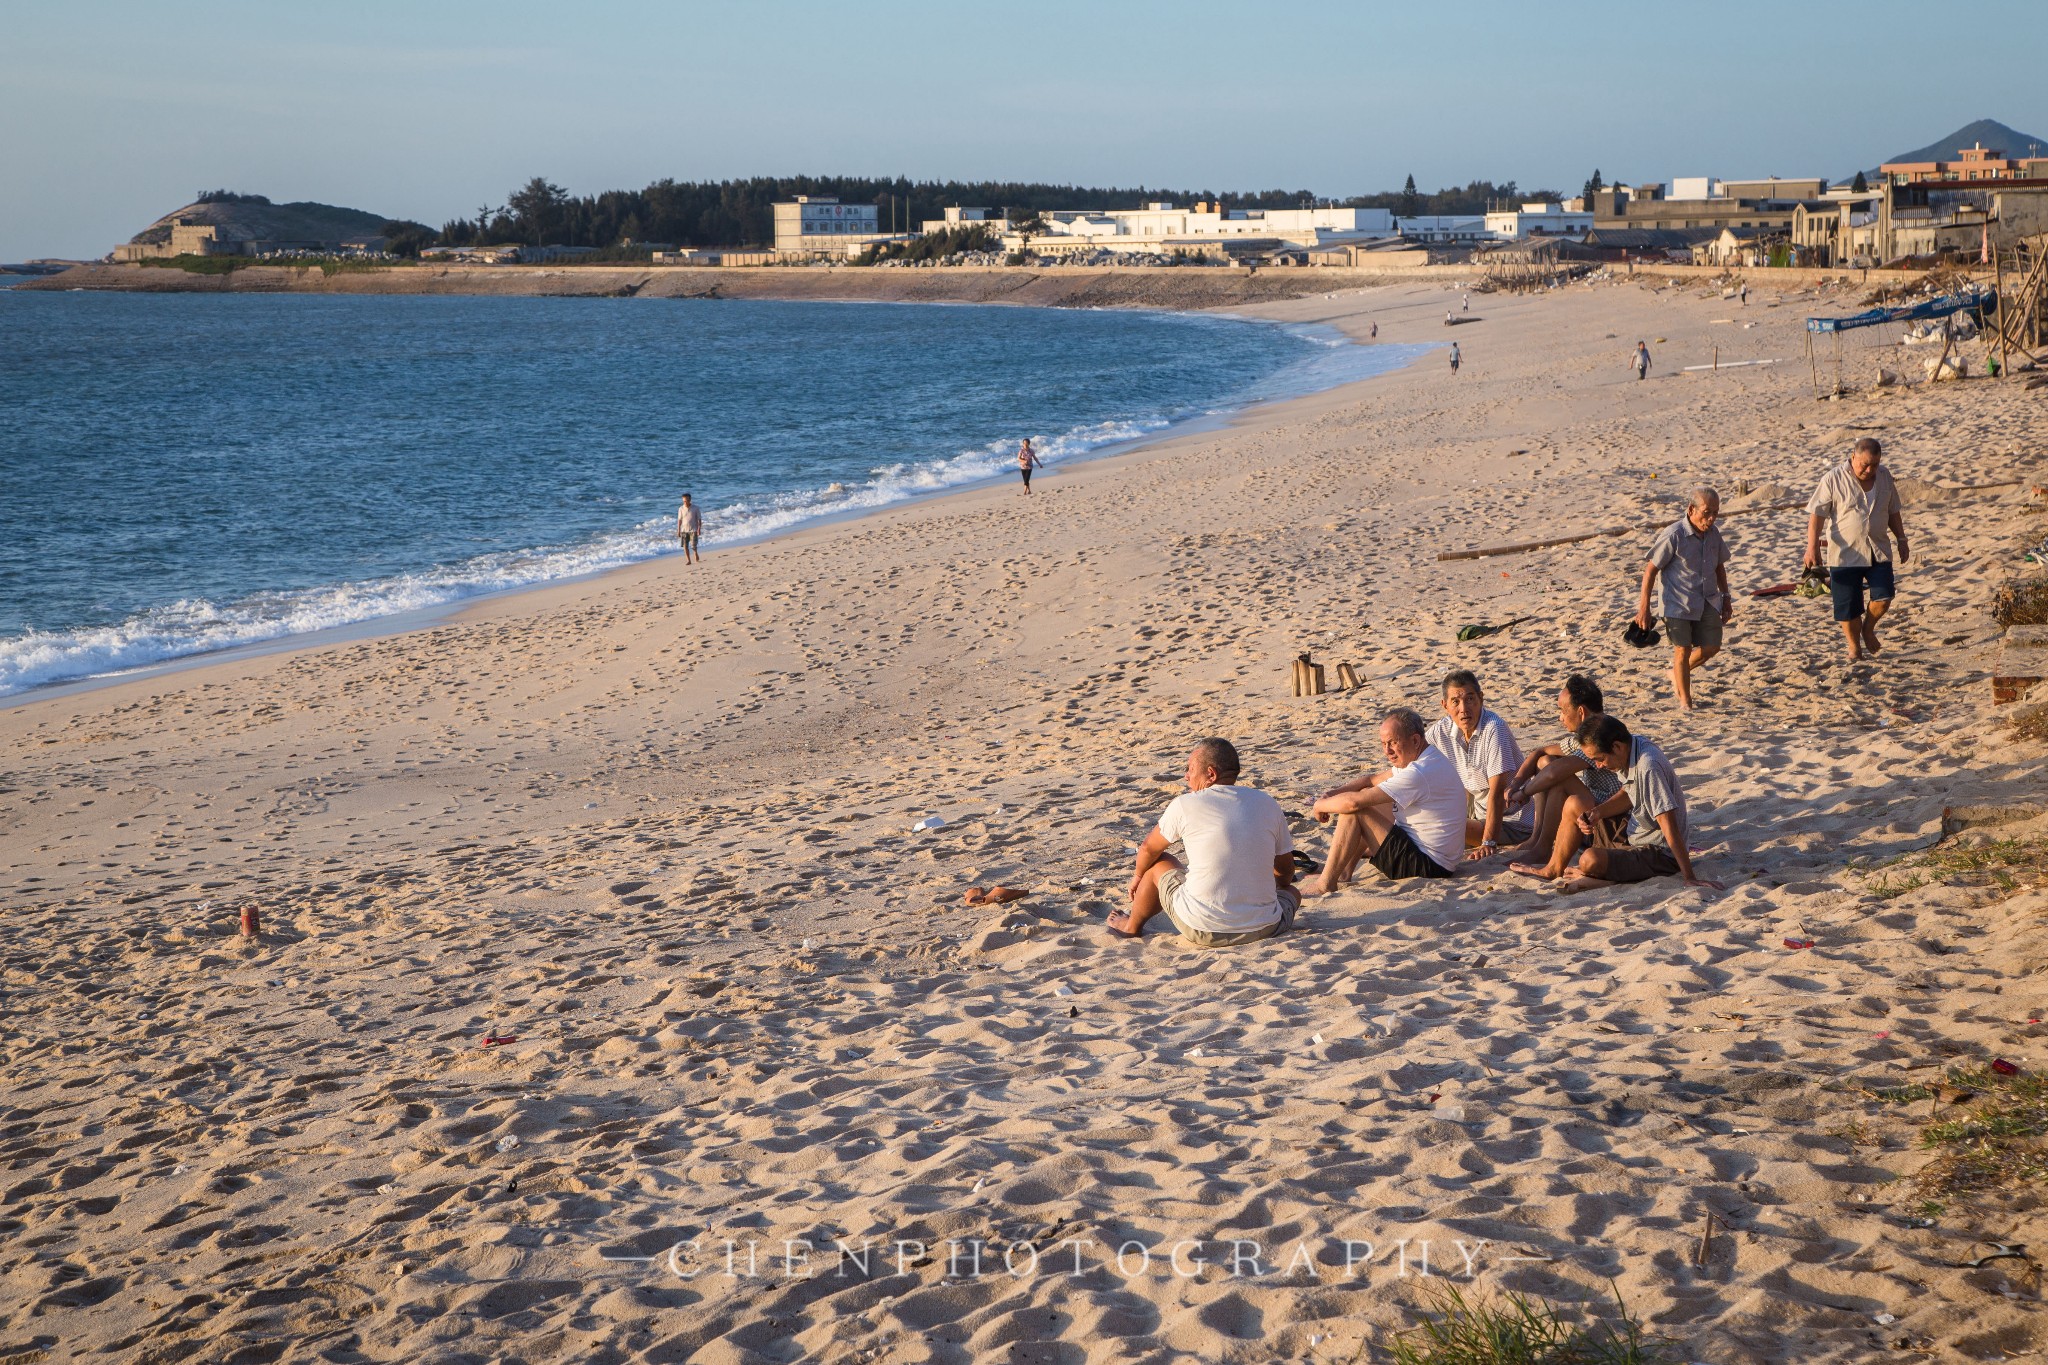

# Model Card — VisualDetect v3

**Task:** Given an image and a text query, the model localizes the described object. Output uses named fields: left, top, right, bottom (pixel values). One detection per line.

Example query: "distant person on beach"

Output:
left=1501, top=674, right=1625, bottom=866
left=1301, top=708, right=1465, bottom=894
left=1017, top=438, right=1044, bottom=496
left=1108, top=739, right=1297, bottom=946
left=1805, top=436, right=1909, bottom=662
left=1636, top=488, right=1732, bottom=710
left=1426, top=670, right=1530, bottom=860
left=1633, top=341, right=1651, bottom=380
left=1370, top=321, right=1378, bottom=339
left=1448, top=342, right=1461, bottom=374
left=676, top=493, right=703, bottom=564
left=1462, top=294, right=1470, bottom=312
left=1511, top=715, right=1721, bottom=892
left=1740, top=282, right=1749, bottom=306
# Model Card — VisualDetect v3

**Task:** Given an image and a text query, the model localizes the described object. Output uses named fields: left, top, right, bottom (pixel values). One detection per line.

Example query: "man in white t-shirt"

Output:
left=1108, top=738, right=1297, bottom=948
left=1300, top=708, right=1467, bottom=894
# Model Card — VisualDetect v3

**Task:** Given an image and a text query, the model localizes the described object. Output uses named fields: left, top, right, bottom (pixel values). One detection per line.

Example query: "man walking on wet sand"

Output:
left=1636, top=487, right=1733, bottom=711
left=676, top=492, right=703, bottom=565
left=1449, top=342, right=1460, bottom=375
left=1108, top=739, right=1297, bottom=947
left=1805, top=436, right=1909, bottom=662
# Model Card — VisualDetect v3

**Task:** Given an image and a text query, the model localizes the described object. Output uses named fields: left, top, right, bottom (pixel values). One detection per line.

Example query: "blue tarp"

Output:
left=1807, top=289, right=1993, bottom=333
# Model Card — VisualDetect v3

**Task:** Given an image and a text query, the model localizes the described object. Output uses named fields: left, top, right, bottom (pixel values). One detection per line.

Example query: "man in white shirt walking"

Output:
left=1805, top=437, right=1909, bottom=662
left=1301, top=708, right=1468, bottom=894
left=676, top=492, right=704, bottom=565
left=1636, top=488, right=1733, bottom=710
left=1109, top=739, right=1297, bottom=947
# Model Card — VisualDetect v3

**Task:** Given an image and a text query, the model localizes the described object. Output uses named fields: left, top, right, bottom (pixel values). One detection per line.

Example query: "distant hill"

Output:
left=1849, top=118, right=2048, bottom=181
left=127, top=194, right=393, bottom=248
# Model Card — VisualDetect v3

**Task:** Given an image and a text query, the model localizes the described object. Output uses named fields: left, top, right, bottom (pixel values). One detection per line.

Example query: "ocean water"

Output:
left=0, top=292, right=1422, bottom=697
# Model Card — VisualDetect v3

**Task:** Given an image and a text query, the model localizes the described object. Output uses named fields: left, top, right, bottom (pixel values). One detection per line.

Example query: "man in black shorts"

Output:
left=1301, top=708, right=1468, bottom=895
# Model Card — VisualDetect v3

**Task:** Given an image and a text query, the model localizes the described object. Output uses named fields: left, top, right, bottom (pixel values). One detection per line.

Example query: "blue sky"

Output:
left=2, top=0, right=2043, bottom=258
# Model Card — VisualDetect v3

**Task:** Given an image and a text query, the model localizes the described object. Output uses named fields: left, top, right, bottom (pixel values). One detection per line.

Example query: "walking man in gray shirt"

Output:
left=1805, top=437, right=1909, bottom=662
left=1635, top=487, right=1733, bottom=711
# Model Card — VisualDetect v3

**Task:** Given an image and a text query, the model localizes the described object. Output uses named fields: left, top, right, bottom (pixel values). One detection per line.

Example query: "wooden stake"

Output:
left=1291, top=658, right=1306, bottom=697
left=1310, top=664, right=1327, bottom=696
left=1336, top=663, right=1361, bottom=692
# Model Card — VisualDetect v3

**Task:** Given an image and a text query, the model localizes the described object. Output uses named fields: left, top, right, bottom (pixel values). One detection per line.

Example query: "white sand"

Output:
left=5, top=276, right=2048, bottom=1362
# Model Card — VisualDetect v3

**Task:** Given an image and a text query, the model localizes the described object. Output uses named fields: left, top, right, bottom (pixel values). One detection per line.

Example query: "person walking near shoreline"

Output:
left=1805, top=437, right=1909, bottom=662
left=676, top=492, right=703, bottom=565
left=1017, top=438, right=1044, bottom=496
left=1448, top=342, right=1461, bottom=375
left=1636, top=488, right=1733, bottom=711
left=1633, top=340, right=1651, bottom=381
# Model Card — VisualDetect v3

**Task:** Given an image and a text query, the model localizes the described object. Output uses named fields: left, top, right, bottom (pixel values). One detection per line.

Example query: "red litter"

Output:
left=481, top=1034, right=518, bottom=1048
left=1992, top=1059, right=2021, bottom=1076
left=1784, top=938, right=1815, bottom=950
left=1872, top=1030, right=1891, bottom=1039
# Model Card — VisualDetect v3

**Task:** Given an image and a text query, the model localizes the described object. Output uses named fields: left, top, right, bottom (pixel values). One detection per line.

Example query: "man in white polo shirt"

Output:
left=1108, top=738, right=1297, bottom=948
left=1300, top=707, right=1468, bottom=894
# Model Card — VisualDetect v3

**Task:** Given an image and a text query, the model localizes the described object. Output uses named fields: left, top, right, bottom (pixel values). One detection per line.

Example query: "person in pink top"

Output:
left=1017, top=438, right=1044, bottom=495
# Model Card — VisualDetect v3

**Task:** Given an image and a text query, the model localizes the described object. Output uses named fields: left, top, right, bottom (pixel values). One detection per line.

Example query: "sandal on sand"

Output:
left=1751, top=584, right=1796, bottom=598
left=1291, top=851, right=1324, bottom=876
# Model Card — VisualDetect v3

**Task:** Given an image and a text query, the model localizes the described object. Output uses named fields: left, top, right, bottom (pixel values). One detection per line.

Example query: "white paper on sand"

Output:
left=910, top=815, right=945, bottom=832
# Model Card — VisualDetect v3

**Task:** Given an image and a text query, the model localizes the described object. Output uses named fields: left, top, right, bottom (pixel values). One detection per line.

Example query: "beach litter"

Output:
left=1455, top=616, right=1534, bottom=641
left=1783, top=938, right=1815, bottom=950
left=910, top=815, right=946, bottom=833
left=1052, top=982, right=1074, bottom=997
left=481, top=1033, right=518, bottom=1048
left=239, top=904, right=261, bottom=937
left=1993, top=1058, right=2022, bottom=1076
left=495, top=1135, right=520, bottom=1153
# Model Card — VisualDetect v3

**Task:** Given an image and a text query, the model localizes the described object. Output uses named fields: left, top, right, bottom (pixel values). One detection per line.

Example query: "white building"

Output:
left=1006, top=202, right=1394, bottom=253
left=918, top=206, right=1012, bottom=235
left=772, top=197, right=889, bottom=256
left=1393, top=215, right=1489, bottom=244
left=1482, top=201, right=1594, bottom=240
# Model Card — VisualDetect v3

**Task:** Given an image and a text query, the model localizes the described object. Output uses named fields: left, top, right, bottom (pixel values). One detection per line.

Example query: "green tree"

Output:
left=1582, top=168, right=1604, bottom=203
left=379, top=220, right=438, bottom=258
left=507, top=177, right=571, bottom=245
left=1400, top=174, right=1420, bottom=218
left=1851, top=170, right=1869, bottom=193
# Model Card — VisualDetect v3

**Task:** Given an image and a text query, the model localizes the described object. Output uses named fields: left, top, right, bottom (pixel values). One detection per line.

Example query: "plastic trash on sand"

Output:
left=1052, top=982, right=1075, bottom=998
left=911, top=815, right=946, bottom=833
left=495, top=1135, right=521, bottom=1153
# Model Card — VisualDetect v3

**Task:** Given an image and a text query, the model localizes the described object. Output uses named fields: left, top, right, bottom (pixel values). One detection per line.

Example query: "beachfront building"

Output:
left=1882, top=142, right=2048, bottom=187
left=1392, top=215, right=1489, bottom=245
left=1001, top=202, right=1394, bottom=257
left=1791, top=180, right=2048, bottom=266
left=1481, top=201, right=1593, bottom=240
left=918, top=206, right=1013, bottom=236
left=1592, top=180, right=1828, bottom=237
left=771, top=197, right=892, bottom=258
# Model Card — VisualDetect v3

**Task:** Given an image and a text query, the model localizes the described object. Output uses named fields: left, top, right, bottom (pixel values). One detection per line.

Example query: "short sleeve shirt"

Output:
left=1426, top=710, right=1525, bottom=815
left=1622, top=736, right=1687, bottom=850
left=1806, top=460, right=1897, bottom=568
left=1375, top=745, right=1469, bottom=871
left=1648, top=515, right=1729, bottom=621
left=1156, top=785, right=1293, bottom=936
left=1562, top=734, right=1624, bottom=803
left=681, top=504, right=704, bottom=534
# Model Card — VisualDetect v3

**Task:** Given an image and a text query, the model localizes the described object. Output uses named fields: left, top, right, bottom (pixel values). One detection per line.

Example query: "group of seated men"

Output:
left=1106, top=670, right=1719, bottom=948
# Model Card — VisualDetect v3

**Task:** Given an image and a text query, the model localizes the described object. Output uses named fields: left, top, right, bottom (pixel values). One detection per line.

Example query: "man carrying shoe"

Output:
left=1636, top=487, right=1733, bottom=710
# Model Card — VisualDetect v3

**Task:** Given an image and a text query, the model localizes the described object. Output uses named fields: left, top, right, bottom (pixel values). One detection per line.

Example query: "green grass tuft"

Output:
left=1384, top=1283, right=1667, bottom=1365
left=1916, top=1066, right=2048, bottom=1200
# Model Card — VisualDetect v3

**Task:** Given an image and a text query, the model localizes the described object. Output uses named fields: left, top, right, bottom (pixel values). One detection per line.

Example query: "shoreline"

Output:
left=8, top=274, right=2048, bottom=1362
left=0, top=303, right=1429, bottom=707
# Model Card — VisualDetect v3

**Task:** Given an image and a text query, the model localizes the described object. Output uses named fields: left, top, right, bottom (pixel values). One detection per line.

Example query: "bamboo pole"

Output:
left=1291, top=658, right=1307, bottom=697
left=1998, top=245, right=2009, bottom=380
left=1310, top=664, right=1327, bottom=696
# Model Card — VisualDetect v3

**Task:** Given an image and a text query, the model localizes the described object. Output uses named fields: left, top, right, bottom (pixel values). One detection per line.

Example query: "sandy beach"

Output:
left=6, top=274, right=2048, bottom=1363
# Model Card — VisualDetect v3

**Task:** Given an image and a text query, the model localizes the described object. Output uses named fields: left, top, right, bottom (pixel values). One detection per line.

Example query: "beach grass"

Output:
left=1916, top=1066, right=2048, bottom=1200
left=1866, top=835, right=2048, bottom=902
left=1378, top=1284, right=1666, bottom=1365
